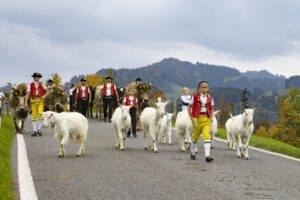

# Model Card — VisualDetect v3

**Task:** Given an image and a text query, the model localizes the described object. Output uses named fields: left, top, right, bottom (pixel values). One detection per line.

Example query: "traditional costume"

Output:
left=101, top=76, right=118, bottom=122
left=28, top=72, right=46, bottom=136
left=190, top=93, right=215, bottom=162
left=123, top=95, right=138, bottom=137
left=76, top=78, right=90, bottom=117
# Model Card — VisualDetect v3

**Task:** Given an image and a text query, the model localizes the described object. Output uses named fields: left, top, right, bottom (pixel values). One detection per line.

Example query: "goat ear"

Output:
left=253, top=108, right=256, bottom=111
left=214, top=110, right=220, bottom=115
left=242, top=107, right=246, bottom=112
left=164, top=101, right=169, bottom=105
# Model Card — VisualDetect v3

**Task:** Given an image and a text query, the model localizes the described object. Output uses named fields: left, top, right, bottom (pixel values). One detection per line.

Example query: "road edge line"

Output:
left=17, top=134, right=38, bottom=200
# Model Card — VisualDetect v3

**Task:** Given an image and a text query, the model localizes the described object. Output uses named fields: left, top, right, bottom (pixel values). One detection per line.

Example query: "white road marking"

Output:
left=171, top=128, right=300, bottom=162
left=17, top=134, right=38, bottom=200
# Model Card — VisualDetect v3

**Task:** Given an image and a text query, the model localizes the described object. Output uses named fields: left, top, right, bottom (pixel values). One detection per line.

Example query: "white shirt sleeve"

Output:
left=114, top=85, right=116, bottom=90
left=211, top=97, right=215, bottom=106
left=42, top=82, right=46, bottom=90
left=76, top=88, right=79, bottom=94
left=88, top=87, right=90, bottom=93
left=190, top=96, right=194, bottom=105
left=136, top=97, right=138, bottom=103
left=123, top=98, right=126, bottom=103
left=181, top=95, right=191, bottom=104
left=27, top=84, right=31, bottom=92
left=100, top=85, right=104, bottom=89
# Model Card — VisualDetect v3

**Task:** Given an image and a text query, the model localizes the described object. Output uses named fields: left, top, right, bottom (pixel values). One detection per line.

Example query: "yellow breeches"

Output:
left=191, top=115, right=211, bottom=142
left=30, top=97, right=44, bottom=120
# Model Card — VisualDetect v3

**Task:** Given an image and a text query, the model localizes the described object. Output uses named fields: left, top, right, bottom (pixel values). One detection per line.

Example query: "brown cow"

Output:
left=44, top=86, right=67, bottom=113
left=9, top=82, right=28, bottom=134
left=94, top=86, right=104, bottom=120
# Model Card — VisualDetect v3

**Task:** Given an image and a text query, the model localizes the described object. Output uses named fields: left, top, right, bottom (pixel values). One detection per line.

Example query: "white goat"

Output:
left=140, top=101, right=168, bottom=153
left=210, top=110, right=220, bottom=148
left=43, top=111, right=88, bottom=157
left=111, top=105, right=131, bottom=151
left=175, top=110, right=192, bottom=152
left=225, top=108, right=255, bottom=159
left=225, top=117, right=235, bottom=150
left=158, top=113, right=173, bottom=145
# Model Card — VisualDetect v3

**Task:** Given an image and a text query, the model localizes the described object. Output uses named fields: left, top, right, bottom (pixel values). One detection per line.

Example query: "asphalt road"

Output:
left=12, top=117, right=300, bottom=200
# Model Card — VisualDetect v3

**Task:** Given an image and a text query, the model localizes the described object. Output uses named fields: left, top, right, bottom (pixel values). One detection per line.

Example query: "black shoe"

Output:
left=206, top=157, right=214, bottom=162
left=104, top=119, right=107, bottom=122
left=133, top=134, right=137, bottom=138
left=108, top=119, right=112, bottom=123
left=127, top=133, right=131, bottom=137
left=31, top=131, right=37, bottom=137
left=190, top=153, right=196, bottom=160
left=37, top=130, right=43, bottom=136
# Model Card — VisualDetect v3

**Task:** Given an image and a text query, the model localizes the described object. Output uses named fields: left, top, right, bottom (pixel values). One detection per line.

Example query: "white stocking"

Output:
left=32, top=120, right=38, bottom=132
left=204, top=140, right=211, bottom=157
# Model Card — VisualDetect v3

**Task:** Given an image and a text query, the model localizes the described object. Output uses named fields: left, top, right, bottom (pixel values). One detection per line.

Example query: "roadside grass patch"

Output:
left=0, top=114, right=15, bottom=200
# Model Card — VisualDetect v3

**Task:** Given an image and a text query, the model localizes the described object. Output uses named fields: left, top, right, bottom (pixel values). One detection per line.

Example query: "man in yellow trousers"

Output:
left=25, top=72, right=48, bottom=136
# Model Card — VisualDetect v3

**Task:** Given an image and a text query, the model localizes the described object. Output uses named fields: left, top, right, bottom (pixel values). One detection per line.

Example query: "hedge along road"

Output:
left=11, top=117, right=300, bottom=200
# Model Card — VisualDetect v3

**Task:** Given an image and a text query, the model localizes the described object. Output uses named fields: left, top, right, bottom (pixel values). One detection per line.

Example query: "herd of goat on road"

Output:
left=7, top=82, right=255, bottom=161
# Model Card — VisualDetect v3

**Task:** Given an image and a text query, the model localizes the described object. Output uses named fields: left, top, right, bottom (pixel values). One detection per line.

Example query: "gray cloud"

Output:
left=0, top=0, right=300, bottom=86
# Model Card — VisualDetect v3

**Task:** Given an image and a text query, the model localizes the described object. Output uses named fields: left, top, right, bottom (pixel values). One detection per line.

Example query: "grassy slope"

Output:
left=0, top=114, right=15, bottom=200
left=216, top=128, right=300, bottom=159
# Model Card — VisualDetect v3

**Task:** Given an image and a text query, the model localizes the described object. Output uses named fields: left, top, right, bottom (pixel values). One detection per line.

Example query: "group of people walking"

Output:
left=25, top=73, right=140, bottom=139
left=24, top=72, right=215, bottom=162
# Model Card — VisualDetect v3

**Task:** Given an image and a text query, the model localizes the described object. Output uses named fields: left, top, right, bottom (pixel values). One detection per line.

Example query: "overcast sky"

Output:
left=1, top=0, right=300, bottom=86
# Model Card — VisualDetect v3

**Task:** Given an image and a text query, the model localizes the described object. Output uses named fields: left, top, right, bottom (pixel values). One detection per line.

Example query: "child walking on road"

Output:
left=188, top=81, right=215, bottom=162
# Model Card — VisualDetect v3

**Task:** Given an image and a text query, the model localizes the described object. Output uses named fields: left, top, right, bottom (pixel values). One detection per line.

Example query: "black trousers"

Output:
left=128, top=107, right=137, bottom=135
left=78, top=98, right=88, bottom=117
left=103, top=96, right=113, bottom=120
left=69, top=95, right=74, bottom=112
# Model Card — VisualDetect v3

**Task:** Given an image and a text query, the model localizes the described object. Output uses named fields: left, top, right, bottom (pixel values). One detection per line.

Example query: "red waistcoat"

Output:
left=125, top=96, right=137, bottom=108
left=191, top=93, right=213, bottom=118
left=30, top=82, right=44, bottom=98
left=103, top=83, right=115, bottom=96
left=77, top=86, right=89, bottom=98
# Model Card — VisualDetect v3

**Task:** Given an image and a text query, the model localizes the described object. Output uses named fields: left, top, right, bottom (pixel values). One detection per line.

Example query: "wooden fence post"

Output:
left=172, top=98, right=176, bottom=114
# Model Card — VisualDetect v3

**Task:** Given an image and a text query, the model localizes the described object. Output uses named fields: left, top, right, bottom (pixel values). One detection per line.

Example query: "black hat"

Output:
left=106, top=76, right=113, bottom=80
left=135, top=78, right=142, bottom=82
left=32, top=72, right=42, bottom=78
left=80, top=78, right=87, bottom=82
left=47, top=79, right=54, bottom=83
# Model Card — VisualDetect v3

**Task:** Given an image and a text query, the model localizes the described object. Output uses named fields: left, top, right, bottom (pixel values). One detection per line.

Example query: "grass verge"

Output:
left=0, top=114, right=15, bottom=200
left=216, top=128, right=300, bottom=159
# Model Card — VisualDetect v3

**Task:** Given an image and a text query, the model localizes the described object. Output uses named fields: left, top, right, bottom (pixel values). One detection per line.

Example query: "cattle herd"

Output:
left=5, top=82, right=256, bottom=160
